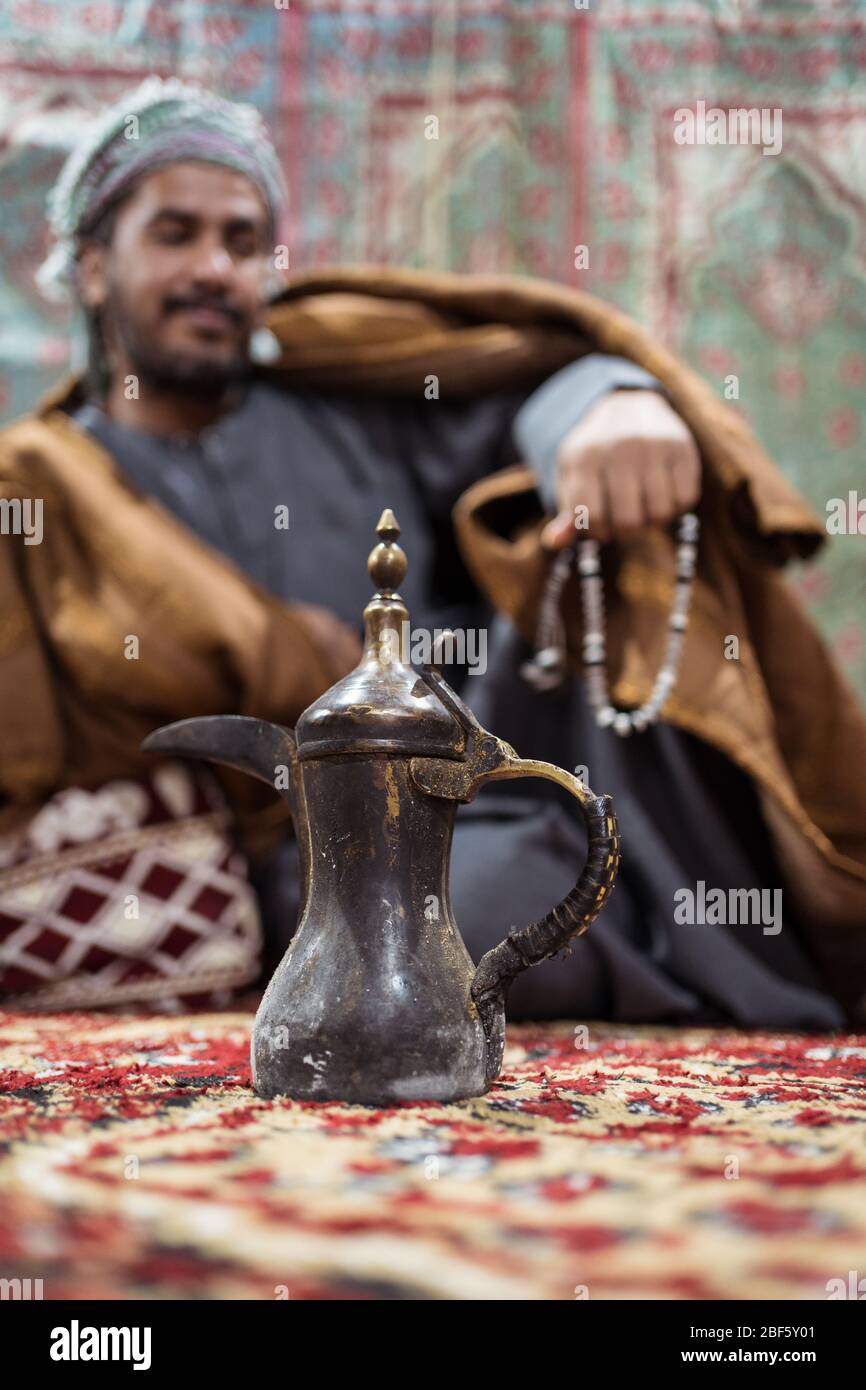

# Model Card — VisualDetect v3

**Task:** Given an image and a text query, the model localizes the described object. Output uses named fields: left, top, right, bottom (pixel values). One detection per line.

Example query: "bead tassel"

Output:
left=520, top=513, right=700, bottom=736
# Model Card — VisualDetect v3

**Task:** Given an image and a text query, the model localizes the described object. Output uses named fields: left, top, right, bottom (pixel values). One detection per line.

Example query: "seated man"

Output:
left=1, top=80, right=864, bottom=1025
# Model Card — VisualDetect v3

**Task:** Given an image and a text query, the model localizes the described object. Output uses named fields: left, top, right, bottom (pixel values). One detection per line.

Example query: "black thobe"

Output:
left=70, top=375, right=843, bottom=1028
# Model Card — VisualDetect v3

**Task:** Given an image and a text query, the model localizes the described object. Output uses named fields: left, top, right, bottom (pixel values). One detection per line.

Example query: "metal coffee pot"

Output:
left=142, top=511, right=620, bottom=1104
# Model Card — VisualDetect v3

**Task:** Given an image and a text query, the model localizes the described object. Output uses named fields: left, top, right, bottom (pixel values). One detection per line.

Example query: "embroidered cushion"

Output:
left=0, top=762, right=262, bottom=1010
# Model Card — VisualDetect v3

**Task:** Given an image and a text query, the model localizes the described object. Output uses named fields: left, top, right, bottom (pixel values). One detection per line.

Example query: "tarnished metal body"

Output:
left=142, top=512, right=620, bottom=1105
left=256, top=754, right=487, bottom=1101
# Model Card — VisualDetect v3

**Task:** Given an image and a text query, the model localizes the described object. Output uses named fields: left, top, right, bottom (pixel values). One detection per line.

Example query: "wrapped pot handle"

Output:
left=410, top=663, right=621, bottom=1079
left=467, top=758, right=618, bottom=1050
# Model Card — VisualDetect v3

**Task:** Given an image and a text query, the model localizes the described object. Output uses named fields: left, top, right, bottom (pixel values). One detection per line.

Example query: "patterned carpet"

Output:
left=1, top=1004, right=865, bottom=1300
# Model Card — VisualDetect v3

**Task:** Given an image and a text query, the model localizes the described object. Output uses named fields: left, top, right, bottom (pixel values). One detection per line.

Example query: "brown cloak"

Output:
left=2, top=266, right=865, bottom=1018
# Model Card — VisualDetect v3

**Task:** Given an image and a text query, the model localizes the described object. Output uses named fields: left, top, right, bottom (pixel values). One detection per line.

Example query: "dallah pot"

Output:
left=142, top=511, right=620, bottom=1104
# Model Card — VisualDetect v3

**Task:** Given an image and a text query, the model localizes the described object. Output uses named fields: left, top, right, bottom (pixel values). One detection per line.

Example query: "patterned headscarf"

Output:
left=37, top=77, right=287, bottom=300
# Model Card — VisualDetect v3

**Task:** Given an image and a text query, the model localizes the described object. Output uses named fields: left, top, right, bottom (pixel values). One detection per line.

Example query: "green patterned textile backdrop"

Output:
left=1, top=1, right=864, bottom=697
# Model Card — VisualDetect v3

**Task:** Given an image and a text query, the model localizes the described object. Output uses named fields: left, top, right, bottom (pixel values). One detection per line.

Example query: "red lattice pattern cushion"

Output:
left=0, top=763, right=263, bottom=1010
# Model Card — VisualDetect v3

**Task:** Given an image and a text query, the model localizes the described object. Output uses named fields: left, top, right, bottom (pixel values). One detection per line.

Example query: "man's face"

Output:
left=77, top=161, right=273, bottom=391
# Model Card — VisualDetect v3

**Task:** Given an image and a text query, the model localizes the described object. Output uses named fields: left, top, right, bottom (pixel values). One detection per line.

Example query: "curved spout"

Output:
left=141, top=715, right=296, bottom=792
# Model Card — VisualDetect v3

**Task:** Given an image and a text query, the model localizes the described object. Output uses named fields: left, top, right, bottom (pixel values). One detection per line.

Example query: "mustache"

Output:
left=163, top=295, right=246, bottom=324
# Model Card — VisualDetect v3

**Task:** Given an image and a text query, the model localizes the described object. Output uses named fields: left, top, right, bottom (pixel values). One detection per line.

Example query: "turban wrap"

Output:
left=37, top=76, right=287, bottom=299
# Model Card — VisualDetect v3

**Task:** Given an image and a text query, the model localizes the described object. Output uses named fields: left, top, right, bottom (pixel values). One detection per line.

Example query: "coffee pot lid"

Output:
left=294, top=510, right=467, bottom=760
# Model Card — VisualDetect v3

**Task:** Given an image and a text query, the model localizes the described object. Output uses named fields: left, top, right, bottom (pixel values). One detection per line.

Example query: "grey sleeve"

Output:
left=513, top=354, right=663, bottom=512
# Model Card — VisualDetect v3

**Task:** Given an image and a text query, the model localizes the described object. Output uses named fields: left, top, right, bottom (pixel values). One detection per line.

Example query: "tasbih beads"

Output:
left=520, top=513, right=700, bottom=737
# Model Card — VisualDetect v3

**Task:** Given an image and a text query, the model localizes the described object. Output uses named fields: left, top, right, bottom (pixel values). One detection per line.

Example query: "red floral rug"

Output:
left=1, top=1005, right=865, bottom=1300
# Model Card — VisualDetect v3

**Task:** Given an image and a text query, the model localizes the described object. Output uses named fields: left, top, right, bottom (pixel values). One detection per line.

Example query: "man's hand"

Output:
left=541, top=389, right=701, bottom=549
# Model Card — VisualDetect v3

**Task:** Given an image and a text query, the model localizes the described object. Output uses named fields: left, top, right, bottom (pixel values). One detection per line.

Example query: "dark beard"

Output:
left=102, top=286, right=253, bottom=397
left=127, top=342, right=253, bottom=397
